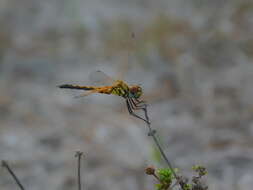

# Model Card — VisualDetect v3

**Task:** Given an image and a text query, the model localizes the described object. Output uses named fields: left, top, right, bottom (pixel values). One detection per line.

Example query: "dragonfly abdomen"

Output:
left=58, top=84, right=94, bottom=90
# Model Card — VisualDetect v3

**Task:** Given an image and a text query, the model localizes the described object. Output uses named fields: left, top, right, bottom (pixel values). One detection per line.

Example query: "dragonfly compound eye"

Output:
left=130, top=86, right=142, bottom=98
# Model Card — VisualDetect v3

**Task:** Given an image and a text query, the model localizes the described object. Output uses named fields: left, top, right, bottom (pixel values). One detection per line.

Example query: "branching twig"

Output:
left=1, top=160, right=26, bottom=190
left=141, top=105, right=185, bottom=190
left=75, top=151, right=84, bottom=190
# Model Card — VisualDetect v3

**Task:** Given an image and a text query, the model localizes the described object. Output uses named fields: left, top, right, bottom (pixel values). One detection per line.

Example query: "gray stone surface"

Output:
left=1, top=0, right=253, bottom=189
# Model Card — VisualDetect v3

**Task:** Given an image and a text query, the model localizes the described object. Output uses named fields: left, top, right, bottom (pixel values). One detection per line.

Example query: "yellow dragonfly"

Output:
left=58, top=71, right=148, bottom=122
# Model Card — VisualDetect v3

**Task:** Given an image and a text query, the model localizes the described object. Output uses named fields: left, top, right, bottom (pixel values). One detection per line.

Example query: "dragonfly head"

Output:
left=129, top=85, right=142, bottom=99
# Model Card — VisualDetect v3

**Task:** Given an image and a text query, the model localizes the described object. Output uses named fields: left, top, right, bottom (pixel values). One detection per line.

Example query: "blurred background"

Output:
left=1, top=0, right=253, bottom=189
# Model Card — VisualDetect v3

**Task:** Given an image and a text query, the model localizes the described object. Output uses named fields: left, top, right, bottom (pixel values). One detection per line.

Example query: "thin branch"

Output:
left=1, top=160, right=26, bottom=190
left=142, top=107, right=178, bottom=177
left=75, top=151, right=84, bottom=190
left=131, top=102, right=185, bottom=190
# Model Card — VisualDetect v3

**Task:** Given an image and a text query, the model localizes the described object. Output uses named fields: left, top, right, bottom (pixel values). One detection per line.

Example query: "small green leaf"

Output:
left=157, top=168, right=173, bottom=184
left=183, top=183, right=192, bottom=190
left=192, top=165, right=208, bottom=176
left=155, top=183, right=163, bottom=190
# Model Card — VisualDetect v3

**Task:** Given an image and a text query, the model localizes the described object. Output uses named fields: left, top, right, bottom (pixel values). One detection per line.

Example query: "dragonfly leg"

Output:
left=126, top=99, right=150, bottom=124
left=130, top=98, right=147, bottom=110
left=126, top=99, right=147, bottom=122
left=134, top=98, right=147, bottom=105
left=128, top=98, right=142, bottom=110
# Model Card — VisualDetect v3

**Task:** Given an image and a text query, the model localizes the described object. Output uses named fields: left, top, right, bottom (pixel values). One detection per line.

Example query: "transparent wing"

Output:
left=89, top=70, right=116, bottom=86
left=74, top=91, right=95, bottom=98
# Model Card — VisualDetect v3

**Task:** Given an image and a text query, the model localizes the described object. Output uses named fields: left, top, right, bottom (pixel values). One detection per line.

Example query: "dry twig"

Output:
left=75, top=151, right=84, bottom=190
left=1, top=160, right=26, bottom=190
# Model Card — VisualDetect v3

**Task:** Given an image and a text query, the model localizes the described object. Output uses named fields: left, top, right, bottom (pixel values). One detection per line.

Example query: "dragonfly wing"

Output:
left=89, top=70, right=116, bottom=86
left=74, top=91, right=95, bottom=99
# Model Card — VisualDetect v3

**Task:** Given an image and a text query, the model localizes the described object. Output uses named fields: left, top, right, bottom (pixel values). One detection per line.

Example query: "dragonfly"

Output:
left=58, top=71, right=148, bottom=123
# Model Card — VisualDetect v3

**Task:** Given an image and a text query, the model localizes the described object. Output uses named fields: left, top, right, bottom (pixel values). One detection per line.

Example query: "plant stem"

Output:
left=142, top=106, right=184, bottom=190
left=1, top=160, right=25, bottom=190
left=75, top=151, right=83, bottom=190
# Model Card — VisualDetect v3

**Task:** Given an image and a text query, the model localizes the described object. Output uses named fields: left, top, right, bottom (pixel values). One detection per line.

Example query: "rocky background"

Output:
left=1, top=0, right=253, bottom=189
